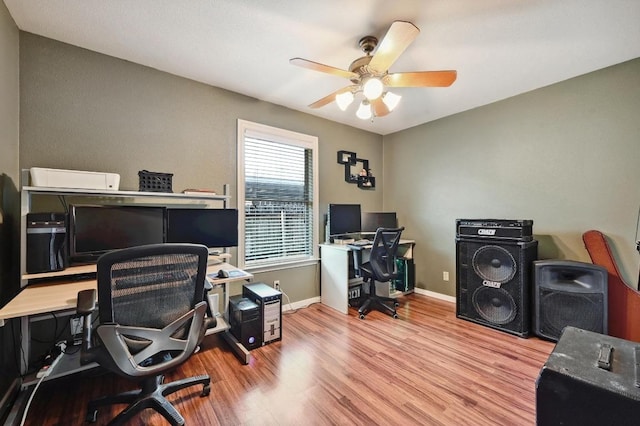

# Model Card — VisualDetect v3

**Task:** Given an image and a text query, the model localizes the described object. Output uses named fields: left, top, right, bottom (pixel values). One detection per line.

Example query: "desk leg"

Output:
left=20, top=316, right=30, bottom=376
left=221, top=330, right=251, bottom=365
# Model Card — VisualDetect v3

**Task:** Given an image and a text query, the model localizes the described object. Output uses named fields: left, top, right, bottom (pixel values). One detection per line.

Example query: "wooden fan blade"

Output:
left=308, top=86, right=356, bottom=109
left=290, top=58, right=358, bottom=79
left=368, top=21, right=419, bottom=73
left=371, top=98, right=390, bottom=117
left=385, top=70, right=457, bottom=87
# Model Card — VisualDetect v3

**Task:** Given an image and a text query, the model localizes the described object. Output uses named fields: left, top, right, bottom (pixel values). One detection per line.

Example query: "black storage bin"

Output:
left=536, top=326, right=640, bottom=425
left=138, top=170, right=173, bottom=193
left=348, top=283, right=363, bottom=306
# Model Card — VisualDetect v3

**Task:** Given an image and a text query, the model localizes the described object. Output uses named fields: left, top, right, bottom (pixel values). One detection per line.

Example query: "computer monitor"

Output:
left=165, top=208, right=239, bottom=249
left=361, top=212, right=398, bottom=233
left=69, top=205, right=166, bottom=263
left=327, top=204, right=361, bottom=237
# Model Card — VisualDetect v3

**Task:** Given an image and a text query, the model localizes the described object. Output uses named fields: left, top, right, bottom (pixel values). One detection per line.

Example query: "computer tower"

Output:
left=393, top=258, right=415, bottom=293
left=26, top=213, right=68, bottom=274
left=243, top=283, right=282, bottom=345
left=228, top=295, right=261, bottom=350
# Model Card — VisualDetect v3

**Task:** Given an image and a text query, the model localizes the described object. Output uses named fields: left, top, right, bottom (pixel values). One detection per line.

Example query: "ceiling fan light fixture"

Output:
left=382, top=91, right=401, bottom=111
left=362, top=77, right=384, bottom=100
left=356, top=100, right=372, bottom=120
left=335, top=91, right=354, bottom=111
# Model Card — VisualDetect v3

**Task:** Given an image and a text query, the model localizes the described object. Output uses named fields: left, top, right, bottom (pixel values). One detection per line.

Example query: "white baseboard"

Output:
left=281, top=291, right=453, bottom=313
left=282, top=296, right=321, bottom=312
left=412, top=288, right=455, bottom=304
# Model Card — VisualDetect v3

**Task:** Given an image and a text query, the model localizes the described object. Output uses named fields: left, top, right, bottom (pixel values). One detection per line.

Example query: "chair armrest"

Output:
left=76, top=289, right=96, bottom=357
left=77, top=289, right=97, bottom=315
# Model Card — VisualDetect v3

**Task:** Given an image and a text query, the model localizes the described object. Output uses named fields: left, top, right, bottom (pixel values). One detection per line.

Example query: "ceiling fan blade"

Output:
left=290, top=58, right=358, bottom=79
left=371, top=98, right=390, bottom=117
left=368, top=21, right=420, bottom=73
left=308, top=86, right=356, bottom=109
left=385, top=70, right=457, bottom=87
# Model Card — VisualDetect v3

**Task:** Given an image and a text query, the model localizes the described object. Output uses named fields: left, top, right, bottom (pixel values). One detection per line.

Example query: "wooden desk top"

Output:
left=0, top=262, right=251, bottom=321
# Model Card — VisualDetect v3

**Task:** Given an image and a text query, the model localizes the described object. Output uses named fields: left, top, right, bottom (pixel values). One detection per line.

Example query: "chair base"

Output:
left=87, top=373, right=210, bottom=426
left=358, top=282, right=399, bottom=319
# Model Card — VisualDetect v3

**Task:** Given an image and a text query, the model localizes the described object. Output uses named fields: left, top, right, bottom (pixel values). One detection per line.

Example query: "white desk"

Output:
left=319, top=240, right=415, bottom=314
left=0, top=261, right=253, bottom=384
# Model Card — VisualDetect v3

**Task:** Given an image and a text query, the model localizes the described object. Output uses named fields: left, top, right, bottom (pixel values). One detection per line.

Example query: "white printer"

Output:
left=30, top=167, right=120, bottom=191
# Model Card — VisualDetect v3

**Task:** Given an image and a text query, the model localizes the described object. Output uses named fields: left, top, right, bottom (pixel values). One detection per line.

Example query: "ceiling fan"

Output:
left=290, top=20, right=457, bottom=119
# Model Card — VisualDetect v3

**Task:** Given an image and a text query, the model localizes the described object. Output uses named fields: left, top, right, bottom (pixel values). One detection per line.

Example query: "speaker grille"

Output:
left=539, top=289, right=605, bottom=339
left=472, top=245, right=517, bottom=283
left=533, top=260, right=608, bottom=341
left=456, top=237, right=537, bottom=337
left=472, top=286, right=517, bottom=325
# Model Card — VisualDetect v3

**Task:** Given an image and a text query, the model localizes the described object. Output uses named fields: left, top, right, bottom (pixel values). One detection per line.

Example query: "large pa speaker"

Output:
left=533, top=260, right=607, bottom=342
left=456, top=237, right=538, bottom=337
left=536, top=327, right=640, bottom=425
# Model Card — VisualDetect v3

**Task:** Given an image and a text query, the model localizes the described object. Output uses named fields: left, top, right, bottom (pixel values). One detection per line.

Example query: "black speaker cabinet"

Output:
left=533, top=260, right=608, bottom=342
left=456, top=237, right=538, bottom=337
left=537, top=327, right=640, bottom=425
left=26, top=212, right=68, bottom=274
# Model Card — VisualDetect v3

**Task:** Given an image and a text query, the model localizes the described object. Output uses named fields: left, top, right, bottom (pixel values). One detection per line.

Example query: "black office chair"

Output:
left=76, top=243, right=216, bottom=426
left=352, top=227, right=405, bottom=320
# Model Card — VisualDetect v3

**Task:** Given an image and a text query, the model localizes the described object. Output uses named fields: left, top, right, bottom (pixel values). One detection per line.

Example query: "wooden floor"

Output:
left=22, top=294, right=554, bottom=425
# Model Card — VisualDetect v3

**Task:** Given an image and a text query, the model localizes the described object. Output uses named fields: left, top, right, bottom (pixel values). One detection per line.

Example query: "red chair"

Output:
left=582, top=230, right=640, bottom=342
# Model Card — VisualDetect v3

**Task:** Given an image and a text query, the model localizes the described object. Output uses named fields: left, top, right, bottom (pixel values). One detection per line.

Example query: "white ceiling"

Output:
left=4, top=0, right=640, bottom=135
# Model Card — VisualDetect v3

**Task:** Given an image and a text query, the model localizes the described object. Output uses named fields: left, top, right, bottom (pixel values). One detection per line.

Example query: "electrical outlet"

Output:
left=443, top=271, right=450, bottom=281
left=70, top=317, right=83, bottom=336
left=273, top=280, right=280, bottom=290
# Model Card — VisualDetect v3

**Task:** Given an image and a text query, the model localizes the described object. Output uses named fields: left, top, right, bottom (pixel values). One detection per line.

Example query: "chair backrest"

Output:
left=583, top=230, right=640, bottom=342
left=97, top=243, right=209, bottom=328
left=93, top=243, right=210, bottom=377
left=368, top=227, right=405, bottom=282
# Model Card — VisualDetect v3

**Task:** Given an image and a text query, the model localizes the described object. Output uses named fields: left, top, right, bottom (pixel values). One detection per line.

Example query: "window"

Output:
left=237, top=119, right=319, bottom=270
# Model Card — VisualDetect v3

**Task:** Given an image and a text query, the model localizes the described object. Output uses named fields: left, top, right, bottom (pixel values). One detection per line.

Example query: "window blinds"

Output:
left=243, top=135, right=314, bottom=265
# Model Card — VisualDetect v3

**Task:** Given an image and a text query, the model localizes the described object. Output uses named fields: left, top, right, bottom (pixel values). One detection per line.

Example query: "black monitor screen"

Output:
left=70, top=205, right=165, bottom=263
left=328, top=204, right=361, bottom=237
left=166, top=208, right=239, bottom=248
left=361, top=212, right=398, bottom=233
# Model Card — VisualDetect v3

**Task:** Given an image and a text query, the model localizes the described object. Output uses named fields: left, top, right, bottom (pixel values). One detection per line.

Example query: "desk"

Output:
left=0, top=261, right=253, bottom=384
left=319, top=240, right=415, bottom=314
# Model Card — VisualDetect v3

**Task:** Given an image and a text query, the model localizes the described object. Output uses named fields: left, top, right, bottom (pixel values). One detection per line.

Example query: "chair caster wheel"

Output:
left=201, top=384, right=211, bottom=397
left=392, top=314, right=399, bottom=319
left=359, top=314, right=365, bottom=320
left=86, top=410, right=98, bottom=423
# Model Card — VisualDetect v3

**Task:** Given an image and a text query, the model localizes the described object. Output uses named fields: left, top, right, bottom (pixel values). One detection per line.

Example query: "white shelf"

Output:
left=22, top=185, right=230, bottom=201
left=21, top=349, right=97, bottom=388
left=205, top=316, right=230, bottom=336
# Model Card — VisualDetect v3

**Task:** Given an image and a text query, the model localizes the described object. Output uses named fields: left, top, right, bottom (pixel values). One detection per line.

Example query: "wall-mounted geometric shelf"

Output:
left=337, top=150, right=375, bottom=190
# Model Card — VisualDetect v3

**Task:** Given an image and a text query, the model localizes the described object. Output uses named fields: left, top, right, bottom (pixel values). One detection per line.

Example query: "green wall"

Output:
left=383, top=58, right=640, bottom=296
left=15, top=31, right=640, bottom=302
left=18, top=32, right=384, bottom=303
left=0, top=0, right=20, bottom=417
left=9, top=20, right=640, bottom=422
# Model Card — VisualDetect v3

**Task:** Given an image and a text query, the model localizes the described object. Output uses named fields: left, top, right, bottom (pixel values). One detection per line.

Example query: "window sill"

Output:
left=243, top=258, right=319, bottom=275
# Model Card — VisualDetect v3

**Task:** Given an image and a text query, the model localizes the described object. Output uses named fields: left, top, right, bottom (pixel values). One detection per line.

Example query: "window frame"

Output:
left=236, top=119, right=319, bottom=272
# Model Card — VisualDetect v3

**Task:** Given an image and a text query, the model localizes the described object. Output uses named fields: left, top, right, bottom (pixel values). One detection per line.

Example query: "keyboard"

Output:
left=352, top=239, right=371, bottom=246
